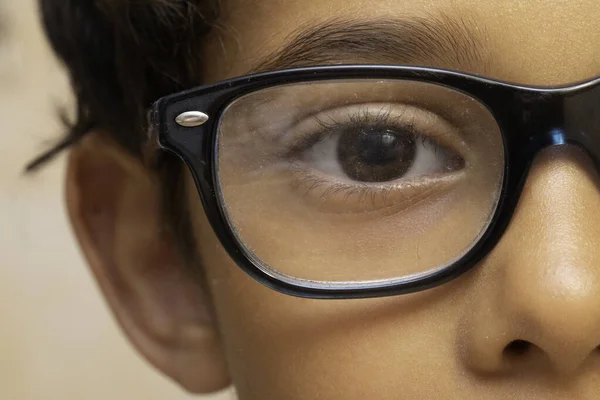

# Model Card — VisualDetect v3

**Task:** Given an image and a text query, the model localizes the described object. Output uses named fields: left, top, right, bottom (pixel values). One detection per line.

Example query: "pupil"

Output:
left=337, top=127, right=417, bottom=182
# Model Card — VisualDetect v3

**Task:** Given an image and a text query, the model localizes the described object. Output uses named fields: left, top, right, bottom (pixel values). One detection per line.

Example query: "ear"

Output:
left=65, top=132, right=230, bottom=393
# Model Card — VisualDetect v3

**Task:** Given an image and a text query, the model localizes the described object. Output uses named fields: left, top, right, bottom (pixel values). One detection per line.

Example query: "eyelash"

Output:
left=286, top=106, right=426, bottom=157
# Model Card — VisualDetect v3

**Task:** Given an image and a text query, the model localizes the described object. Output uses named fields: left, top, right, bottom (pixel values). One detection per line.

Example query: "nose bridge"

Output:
left=512, top=145, right=600, bottom=283
left=507, top=144, right=600, bottom=279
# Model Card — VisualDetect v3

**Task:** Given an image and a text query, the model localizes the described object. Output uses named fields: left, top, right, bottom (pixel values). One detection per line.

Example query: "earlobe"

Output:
left=65, top=133, right=231, bottom=393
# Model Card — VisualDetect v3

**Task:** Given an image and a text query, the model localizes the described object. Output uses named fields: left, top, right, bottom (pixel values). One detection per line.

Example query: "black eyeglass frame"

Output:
left=150, top=65, right=600, bottom=300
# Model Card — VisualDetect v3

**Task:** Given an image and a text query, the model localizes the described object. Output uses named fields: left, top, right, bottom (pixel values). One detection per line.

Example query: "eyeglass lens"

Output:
left=216, top=79, right=505, bottom=284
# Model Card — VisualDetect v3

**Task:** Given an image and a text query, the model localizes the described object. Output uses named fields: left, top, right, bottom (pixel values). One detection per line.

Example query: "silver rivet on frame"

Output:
left=175, top=111, right=210, bottom=127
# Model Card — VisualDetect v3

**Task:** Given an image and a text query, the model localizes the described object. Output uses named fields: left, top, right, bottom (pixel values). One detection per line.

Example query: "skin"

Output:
left=65, top=0, right=600, bottom=399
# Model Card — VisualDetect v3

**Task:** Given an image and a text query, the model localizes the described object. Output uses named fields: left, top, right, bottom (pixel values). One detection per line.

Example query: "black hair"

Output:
left=31, top=0, right=220, bottom=263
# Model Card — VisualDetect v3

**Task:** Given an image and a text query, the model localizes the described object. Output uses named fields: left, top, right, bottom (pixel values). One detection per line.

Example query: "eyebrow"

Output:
left=251, top=14, right=489, bottom=74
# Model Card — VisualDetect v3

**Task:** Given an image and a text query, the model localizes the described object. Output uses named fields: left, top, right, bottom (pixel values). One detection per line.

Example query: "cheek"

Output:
left=186, top=173, right=470, bottom=398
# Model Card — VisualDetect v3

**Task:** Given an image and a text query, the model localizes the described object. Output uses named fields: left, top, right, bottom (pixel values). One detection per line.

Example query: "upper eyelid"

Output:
left=283, top=107, right=409, bottom=158
left=285, top=103, right=470, bottom=157
left=313, top=105, right=414, bottom=130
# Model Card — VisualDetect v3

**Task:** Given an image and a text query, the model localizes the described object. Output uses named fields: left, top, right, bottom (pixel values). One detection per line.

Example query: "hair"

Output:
left=32, top=0, right=221, bottom=263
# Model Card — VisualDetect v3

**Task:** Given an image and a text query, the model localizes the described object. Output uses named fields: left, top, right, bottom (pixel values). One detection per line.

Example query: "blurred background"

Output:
left=0, top=1, right=234, bottom=398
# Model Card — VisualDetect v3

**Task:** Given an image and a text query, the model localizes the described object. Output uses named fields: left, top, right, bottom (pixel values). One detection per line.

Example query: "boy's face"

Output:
left=67, top=0, right=600, bottom=399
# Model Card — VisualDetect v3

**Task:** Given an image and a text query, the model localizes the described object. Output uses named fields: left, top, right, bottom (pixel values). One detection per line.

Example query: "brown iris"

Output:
left=337, top=127, right=417, bottom=182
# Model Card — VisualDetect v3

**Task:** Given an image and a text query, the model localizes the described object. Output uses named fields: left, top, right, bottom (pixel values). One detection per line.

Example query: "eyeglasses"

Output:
left=150, top=65, right=600, bottom=299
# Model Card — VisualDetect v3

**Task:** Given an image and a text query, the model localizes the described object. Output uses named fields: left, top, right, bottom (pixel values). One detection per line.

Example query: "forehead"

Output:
left=203, top=0, right=600, bottom=85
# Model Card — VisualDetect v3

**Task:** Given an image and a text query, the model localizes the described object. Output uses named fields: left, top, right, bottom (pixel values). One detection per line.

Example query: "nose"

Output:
left=462, top=145, right=600, bottom=377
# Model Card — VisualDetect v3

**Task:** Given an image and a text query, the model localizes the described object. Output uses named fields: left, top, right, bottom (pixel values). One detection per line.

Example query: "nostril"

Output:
left=504, top=340, right=533, bottom=356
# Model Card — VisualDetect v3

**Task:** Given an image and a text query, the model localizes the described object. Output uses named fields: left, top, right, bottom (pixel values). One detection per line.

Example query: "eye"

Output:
left=294, top=107, right=465, bottom=185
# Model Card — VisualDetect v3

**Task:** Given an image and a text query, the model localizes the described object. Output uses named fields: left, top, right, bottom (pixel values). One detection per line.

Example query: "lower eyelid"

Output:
left=289, top=166, right=465, bottom=216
